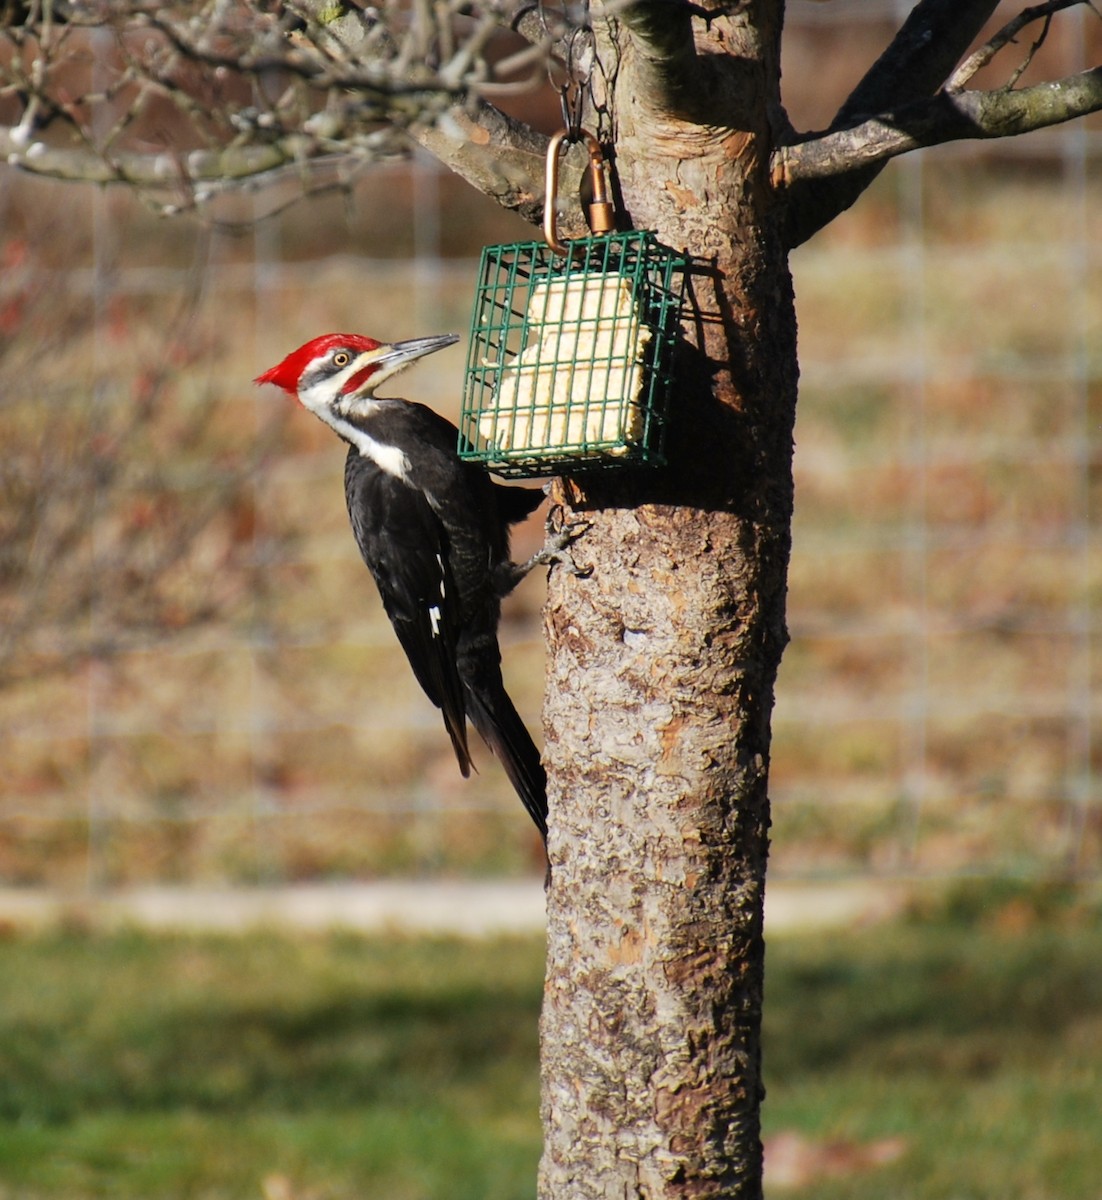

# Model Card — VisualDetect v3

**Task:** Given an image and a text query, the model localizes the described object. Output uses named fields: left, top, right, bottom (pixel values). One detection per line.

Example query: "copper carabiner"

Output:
left=543, top=128, right=615, bottom=257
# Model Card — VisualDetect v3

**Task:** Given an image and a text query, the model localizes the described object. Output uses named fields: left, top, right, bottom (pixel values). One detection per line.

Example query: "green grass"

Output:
left=0, top=888, right=1099, bottom=1198
left=0, top=930, right=545, bottom=1199
left=762, top=885, right=1102, bottom=1198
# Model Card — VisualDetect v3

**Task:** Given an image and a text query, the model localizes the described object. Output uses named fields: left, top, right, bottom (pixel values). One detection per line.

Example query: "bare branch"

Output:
left=0, top=125, right=406, bottom=211
left=774, top=66, right=1102, bottom=185
left=407, top=101, right=563, bottom=228
left=0, top=0, right=568, bottom=220
left=837, top=0, right=1003, bottom=122
left=776, top=0, right=1101, bottom=248
left=946, top=0, right=1086, bottom=92
left=773, top=0, right=1003, bottom=249
left=299, top=0, right=567, bottom=223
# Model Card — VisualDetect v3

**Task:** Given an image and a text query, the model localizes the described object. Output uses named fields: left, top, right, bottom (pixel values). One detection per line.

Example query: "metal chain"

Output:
left=538, top=0, right=594, bottom=142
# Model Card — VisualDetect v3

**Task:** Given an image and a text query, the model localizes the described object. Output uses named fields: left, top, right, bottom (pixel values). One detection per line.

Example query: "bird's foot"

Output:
left=497, top=510, right=591, bottom=595
left=533, top=503, right=592, bottom=577
left=525, top=512, right=592, bottom=578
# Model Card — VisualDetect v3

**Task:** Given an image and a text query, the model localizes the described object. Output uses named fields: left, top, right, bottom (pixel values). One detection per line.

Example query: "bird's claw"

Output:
left=535, top=518, right=592, bottom=578
left=498, top=514, right=591, bottom=595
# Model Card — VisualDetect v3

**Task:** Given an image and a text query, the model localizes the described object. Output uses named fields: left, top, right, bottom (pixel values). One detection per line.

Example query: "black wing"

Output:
left=370, top=400, right=543, bottom=584
left=344, top=448, right=472, bottom=775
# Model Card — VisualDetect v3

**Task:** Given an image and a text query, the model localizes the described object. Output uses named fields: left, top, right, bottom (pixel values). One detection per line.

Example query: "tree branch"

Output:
left=0, top=125, right=407, bottom=210
left=616, top=0, right=700, bottom=113
left=837, top=0, right=1004, bottom=122
left=0, top=0, right=560, bottom=217
left=946, top=0, right=1084, bottom=91
left=775, top=0, right=1001, bottom=248
left=775, top=0, right=1099, bottom=248
left=295, top=0, right=559, bottom=226
left=408, top=102, right=558, bottom=227
left=774, top=66, right=1102, bottom=184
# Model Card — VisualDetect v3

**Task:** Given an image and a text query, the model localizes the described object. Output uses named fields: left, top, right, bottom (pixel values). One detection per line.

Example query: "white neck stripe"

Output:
left=317, top=407, right=411, bottom=481
left=296, top=373, right=411, bottom=481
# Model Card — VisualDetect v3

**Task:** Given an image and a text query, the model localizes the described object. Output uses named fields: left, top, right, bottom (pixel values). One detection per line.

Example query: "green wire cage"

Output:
left=459, top=230, right=688, bottom=479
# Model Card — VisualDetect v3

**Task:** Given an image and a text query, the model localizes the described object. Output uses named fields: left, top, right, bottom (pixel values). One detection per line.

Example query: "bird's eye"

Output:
left=333, top=351, right=351, bottom=368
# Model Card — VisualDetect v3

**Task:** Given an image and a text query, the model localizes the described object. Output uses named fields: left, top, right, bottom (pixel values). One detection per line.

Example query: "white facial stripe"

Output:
left=356, top=357, right=406, bottom=394
left=294, top=352, right=411, bottom=479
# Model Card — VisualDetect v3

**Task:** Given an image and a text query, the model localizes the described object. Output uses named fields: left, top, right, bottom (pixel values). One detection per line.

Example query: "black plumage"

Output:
left=342, top=402, right=547, bottom=839
left=256, top=332, right=552, bottom=843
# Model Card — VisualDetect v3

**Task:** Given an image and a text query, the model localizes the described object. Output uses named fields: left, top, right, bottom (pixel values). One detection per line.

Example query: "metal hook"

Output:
left=542, top=12, right=594, bottom=140
left=558, top=82, right=584, bottom=140
left=543, top=126, right=615, bottom=257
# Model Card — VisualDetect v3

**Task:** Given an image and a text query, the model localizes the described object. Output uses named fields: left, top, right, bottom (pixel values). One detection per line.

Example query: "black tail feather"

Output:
left=464, top=680, right=548, bottom=842
left=494, top=482, right=545, bottom=526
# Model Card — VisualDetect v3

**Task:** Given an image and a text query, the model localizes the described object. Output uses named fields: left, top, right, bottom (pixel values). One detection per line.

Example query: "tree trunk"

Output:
left=538, top=6, right=797, bottom=1197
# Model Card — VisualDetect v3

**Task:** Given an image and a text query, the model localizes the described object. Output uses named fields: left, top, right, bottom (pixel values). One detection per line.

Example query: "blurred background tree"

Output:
left=1, top=5, right=1096, bottom=884
left=0, top=224, right=274, bottom=687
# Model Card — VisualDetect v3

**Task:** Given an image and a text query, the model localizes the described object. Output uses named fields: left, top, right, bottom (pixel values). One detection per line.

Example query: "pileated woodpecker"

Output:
left=255, top=332, right=551, bottom=841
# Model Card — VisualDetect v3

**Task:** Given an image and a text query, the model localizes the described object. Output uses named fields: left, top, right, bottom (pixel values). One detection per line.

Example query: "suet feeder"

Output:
left=459, top=130, right=688, bottom=479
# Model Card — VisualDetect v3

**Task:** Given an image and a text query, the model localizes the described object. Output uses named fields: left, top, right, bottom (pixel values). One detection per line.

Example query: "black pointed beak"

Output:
left=375, top=334, right=460, bottom=369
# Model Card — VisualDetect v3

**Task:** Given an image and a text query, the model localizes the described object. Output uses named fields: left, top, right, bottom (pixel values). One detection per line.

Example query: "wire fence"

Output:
left=780, top=165, right=1097, bottom=875
left=0, top=5, right=1099, bottom=887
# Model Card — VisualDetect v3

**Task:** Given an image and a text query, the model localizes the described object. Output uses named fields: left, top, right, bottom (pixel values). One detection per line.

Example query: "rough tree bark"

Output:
left=538, top=5, right=795, bottom=1195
